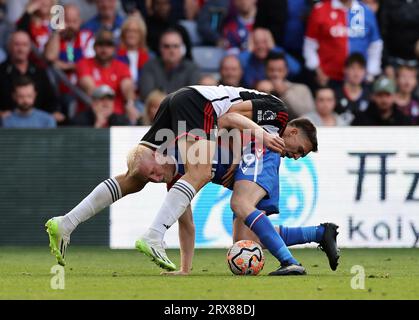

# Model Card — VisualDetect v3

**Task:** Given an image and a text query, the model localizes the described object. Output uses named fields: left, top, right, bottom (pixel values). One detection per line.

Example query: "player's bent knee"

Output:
left=230, top=197, right=249, bottom=219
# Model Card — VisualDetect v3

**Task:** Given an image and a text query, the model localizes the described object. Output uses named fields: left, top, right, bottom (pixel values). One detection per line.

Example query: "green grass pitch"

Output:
left=1, top=246, right=418, bottom=299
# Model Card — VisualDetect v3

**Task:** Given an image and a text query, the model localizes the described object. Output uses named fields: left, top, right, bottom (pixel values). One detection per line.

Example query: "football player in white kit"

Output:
left=135, top=85, right=306, bottom=272
left=46, top=85, right=306, bottom=273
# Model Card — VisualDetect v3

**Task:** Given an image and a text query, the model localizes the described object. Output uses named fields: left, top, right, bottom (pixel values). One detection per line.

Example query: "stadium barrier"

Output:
left=1, top=127, right=418, bottom=248
left=0, top=129, right=110, bottom=245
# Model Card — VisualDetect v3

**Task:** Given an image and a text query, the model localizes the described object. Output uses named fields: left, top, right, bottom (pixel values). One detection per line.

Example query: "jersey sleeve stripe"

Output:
left=210, top=96, right=229, bottom=102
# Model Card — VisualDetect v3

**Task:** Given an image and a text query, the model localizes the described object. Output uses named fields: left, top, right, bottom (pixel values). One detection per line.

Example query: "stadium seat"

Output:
left=192, top=46, right=226, bottom=73
left=179, top=20, right=202, bottom=46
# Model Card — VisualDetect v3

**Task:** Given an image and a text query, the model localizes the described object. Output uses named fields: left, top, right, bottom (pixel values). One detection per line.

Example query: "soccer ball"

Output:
left=227, top=240, right=265, bottom=275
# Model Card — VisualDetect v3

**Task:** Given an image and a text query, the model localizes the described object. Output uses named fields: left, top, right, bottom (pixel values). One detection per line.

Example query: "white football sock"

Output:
left=146, top=179, right=196, bottom=242
left=59, top=178, right=122, bottom=235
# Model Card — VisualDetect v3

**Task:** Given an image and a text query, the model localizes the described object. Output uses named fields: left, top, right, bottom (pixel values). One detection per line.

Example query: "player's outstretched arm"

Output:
left=161, top=205, right=195, bottom=276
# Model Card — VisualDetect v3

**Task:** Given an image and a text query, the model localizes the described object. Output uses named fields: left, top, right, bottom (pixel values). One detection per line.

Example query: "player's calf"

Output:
left=232, top=181, right=305, bottom=275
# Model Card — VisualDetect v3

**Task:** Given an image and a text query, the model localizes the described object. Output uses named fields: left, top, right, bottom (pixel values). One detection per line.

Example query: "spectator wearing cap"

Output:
left=304, top=87, right=347, bottom=127
left=352, top=77, right=410, bottom=126
left=71, top=85, right=130, bottom=127
left=82, top=0, right=125, bottom=40
left=1, top=76, right=56, bottom=128
left=0, top=31, right=60, bottom=121
left=76, top=30, right=140, bottom=124
left=139, top=28, right=200, bottom=101
left=394, top=65, right=419, bottom=125
left=334, top=53, right=371, bottom=124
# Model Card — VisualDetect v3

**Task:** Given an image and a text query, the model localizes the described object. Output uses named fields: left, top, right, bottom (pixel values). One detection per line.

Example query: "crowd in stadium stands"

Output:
left=0, top=0, right=418, bottom=128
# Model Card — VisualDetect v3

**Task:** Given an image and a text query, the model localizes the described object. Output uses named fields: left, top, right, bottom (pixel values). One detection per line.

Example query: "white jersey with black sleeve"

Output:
left=188, top=85, right=289, bottom=135
left=188, top=85, right=268, bottom=117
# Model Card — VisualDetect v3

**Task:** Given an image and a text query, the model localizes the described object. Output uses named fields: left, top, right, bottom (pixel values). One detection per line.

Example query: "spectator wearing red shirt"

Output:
left=71, top=85, right=131, bottom=128
left=116, top=14, right=150, bottom=88
left=76, top=30, right=140, bottom=124
left=44, top=4, right=95, bottom=119
left=352, top=77, right=410, bottom=126
left=45, top=4, right=95, bottom=78
left=303, top=0, right=383, bottom=87
left=16, top=0, right=55, bottom=53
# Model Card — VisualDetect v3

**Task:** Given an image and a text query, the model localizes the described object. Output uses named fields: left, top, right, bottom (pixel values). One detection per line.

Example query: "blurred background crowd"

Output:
left=0, top=0, right=418, bottom=128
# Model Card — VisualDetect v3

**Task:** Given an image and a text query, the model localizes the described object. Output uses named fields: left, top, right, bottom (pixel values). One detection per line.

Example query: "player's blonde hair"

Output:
left=126, top=144, right=153, bottom=179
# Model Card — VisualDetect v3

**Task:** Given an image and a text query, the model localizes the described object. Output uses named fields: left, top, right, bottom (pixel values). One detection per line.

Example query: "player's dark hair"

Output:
left=12, top=75, right=35, bottom=92
left=287, top=118, right=318, bottom=152
left=266, top=51, right=287, bottom=67
left=345, top=52, right=366, bottom=68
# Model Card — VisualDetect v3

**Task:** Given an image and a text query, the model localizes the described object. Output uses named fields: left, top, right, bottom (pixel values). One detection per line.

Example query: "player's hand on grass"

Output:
left=161, top=270, right=190, bottom=276
left=262, top=131, right=285, bottom=154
